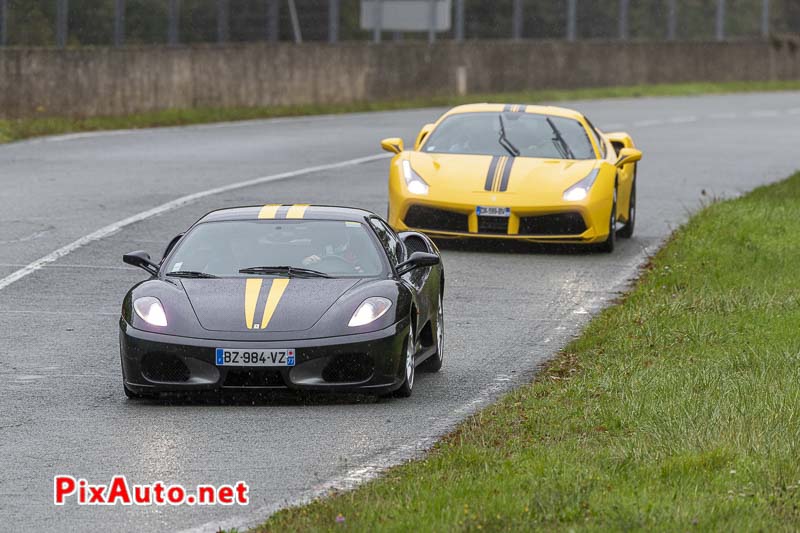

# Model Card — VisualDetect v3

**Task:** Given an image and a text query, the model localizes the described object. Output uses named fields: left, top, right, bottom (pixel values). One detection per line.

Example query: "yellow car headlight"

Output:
left=563, top=169, right=600, bottom=202
left=402, top=160, right=429, bottom=195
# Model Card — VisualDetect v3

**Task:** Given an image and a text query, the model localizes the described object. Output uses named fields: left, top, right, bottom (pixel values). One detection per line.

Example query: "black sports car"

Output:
left=120, top=204, right=444, bottom=398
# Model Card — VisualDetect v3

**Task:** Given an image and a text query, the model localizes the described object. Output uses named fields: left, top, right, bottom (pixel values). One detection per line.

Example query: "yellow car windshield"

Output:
left=423, top=112, right=595, bottom=160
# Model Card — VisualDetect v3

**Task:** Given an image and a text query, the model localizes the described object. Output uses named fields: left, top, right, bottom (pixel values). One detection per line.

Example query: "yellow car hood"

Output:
left=408, top=152, right=598, bottom=203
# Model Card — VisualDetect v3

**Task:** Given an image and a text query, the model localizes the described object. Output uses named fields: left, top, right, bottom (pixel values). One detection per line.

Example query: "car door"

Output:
left=369, top=217, right=434, bottom=326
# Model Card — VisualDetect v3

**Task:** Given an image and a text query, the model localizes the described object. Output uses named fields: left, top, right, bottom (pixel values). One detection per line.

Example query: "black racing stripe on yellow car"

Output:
left=503, top=104, right=527, bottom=113
left=498, top=156, right=515, bottom=192
left=503, top=104, right=514, bottom=112
left=492, top=156, right=508, bottom=192
left=484, top=156, right=501, bottom=191
left=517, top=105, right=527, bottom=113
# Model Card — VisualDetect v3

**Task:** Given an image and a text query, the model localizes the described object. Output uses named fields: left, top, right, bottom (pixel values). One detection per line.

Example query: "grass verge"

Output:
left=254, top=173, right=800, bottom=532
left=3, top=80, right=800, bottom=144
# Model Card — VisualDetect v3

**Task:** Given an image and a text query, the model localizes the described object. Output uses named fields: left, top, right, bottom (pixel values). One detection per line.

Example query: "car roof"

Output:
left=196, top=204, right=377, bottom=224
left=440, top=103, right=586, bottom=121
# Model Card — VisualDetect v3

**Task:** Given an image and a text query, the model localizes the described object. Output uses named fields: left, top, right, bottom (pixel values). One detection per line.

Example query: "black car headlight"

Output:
left=133, top=297, right=168, bottom=327
left=348, top=297, right=392, bottom=327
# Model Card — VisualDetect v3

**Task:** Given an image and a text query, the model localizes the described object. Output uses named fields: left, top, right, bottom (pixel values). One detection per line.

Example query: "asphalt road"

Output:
left=1, top=93, right=799, bottom=532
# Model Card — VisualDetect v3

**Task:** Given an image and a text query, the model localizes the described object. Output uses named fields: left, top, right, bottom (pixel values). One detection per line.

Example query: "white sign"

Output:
left=360, top=0, right=452, bottom=32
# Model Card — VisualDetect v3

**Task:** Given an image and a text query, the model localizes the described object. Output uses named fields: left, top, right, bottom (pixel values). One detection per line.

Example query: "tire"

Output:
left=393, top=323, right=416, bottom=398
left=618, top=170, right=636, bottom=239
left=596, top=184, right=617, bottom=253
left=420, top=292, right=444, bottom=373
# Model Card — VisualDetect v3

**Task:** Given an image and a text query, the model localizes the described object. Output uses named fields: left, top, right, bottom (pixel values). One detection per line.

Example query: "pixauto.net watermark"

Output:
left=54, top=475, right=249, bottom=506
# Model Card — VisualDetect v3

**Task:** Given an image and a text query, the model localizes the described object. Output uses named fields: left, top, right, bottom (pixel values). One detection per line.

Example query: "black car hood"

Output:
left=180, top=277, right=360, bottom=333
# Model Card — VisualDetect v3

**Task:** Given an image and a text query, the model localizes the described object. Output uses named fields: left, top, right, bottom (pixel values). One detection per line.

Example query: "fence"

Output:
left=0, top=0, right=796, bottom=48
left=2, top=39, right=799, bottom=119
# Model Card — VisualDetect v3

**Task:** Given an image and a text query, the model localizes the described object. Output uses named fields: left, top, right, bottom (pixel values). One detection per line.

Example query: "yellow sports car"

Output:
left=381, top=104, right=642, bottom=252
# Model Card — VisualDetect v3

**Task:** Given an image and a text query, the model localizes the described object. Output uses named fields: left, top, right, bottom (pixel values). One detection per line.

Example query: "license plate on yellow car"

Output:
left=477, top=206, right=511, bottom=217
left=215, top=348, right=295, bottom=367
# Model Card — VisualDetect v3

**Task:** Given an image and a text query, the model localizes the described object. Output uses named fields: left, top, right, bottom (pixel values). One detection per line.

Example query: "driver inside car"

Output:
left=302, top=223, right=365, bottom=274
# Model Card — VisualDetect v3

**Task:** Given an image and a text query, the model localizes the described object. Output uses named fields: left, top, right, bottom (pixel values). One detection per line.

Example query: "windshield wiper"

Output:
left=546, top=117, right=575, bottom=160
left=498, top=115, right=520, bottom=157
left=166, top=270, right=219, bottom=279
left=238, top=266, right=332, bottom=278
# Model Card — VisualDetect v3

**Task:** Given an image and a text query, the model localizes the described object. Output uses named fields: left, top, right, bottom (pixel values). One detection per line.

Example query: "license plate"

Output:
left=476, top=206, right=511, bottom=217
left=215, top=348, right=295, bottom=367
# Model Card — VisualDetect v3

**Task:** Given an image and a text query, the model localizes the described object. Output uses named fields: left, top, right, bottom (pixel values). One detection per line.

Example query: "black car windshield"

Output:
left=164, top=220, right=386, bottom=278
left=422, top=112, right=596, bottom=159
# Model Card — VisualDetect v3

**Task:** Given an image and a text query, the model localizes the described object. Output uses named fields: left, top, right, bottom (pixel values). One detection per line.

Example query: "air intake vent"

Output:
left=477, top=216, right=509, bottom=235
left=141, top=353, right=190, bottom=383
left=322, top=353, right=374, bottom=383
left=518, top=213, right=586, bottom=236
left=404, top=205, right=468, bottom=233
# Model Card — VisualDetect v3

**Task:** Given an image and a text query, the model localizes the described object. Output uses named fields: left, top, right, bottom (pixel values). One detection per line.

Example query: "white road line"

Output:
left=0, top=310, right=118, bottom=316
left=668, top=116, right=697, bottom=124
left=709, top=112, right=738, bottom=119
left=0, top=153, right=390, bottom=292
left=0, top=262, right=136, bottom=271
left=633, top=119, right=664, bottom=128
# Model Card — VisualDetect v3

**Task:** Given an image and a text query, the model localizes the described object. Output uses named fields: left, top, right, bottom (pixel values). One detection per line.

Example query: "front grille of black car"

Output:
left=322, top=353, right=374, bottom=383
left=518, top=213, right=587, bottom=236
left=223, top=369, right=285, bottom=387
left=141, top=353, right=190, bottom=383
left=404, top=205, right=468, bottom=233
left=477, top=216, right=509, bottom=235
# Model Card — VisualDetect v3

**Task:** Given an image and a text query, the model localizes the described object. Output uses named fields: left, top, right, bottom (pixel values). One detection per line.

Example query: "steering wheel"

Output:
left=316, top=255, right=354, bottom=272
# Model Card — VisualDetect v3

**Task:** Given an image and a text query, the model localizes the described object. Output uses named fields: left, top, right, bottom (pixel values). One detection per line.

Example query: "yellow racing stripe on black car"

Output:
left=260, top=278, right=290, bottom=329
left=285, top=204, right=309, bottom=219
left=244, top=278, right=263, bottom=329
left=258, top=204, right=281, bottom=219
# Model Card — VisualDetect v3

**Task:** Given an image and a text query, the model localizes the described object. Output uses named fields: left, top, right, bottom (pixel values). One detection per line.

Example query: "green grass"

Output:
left=3, top=80, right=800, bottom=144
left=254, top=173, right=800, bottom=532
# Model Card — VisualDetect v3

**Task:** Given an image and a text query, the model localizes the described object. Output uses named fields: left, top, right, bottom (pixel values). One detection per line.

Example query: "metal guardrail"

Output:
left=0, top=0, right=789, bottom=49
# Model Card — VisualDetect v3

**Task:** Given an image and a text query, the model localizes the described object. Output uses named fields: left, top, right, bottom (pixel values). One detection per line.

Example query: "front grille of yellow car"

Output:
left=404, top=205, right=468, bottom=233
left=477, top=216, right=509, bottom=235
left=518, top=213, right=587, bottom=236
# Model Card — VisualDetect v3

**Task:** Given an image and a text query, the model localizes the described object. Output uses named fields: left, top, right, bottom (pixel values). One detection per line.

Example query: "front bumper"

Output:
left=389, top=198, right=610, bottom=244
left=120, top=319, right=410, bottom=396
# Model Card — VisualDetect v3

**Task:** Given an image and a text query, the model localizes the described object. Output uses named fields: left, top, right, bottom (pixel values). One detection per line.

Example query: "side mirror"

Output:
left=414, top=123, right=435, bottom=150
left=615, top=147, right=642, bottom=168
left=380, top=137, right=404, bottom=155
left=396, top=251, right=440, bottom=276
left=123, top=250, right=159, bottom=276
